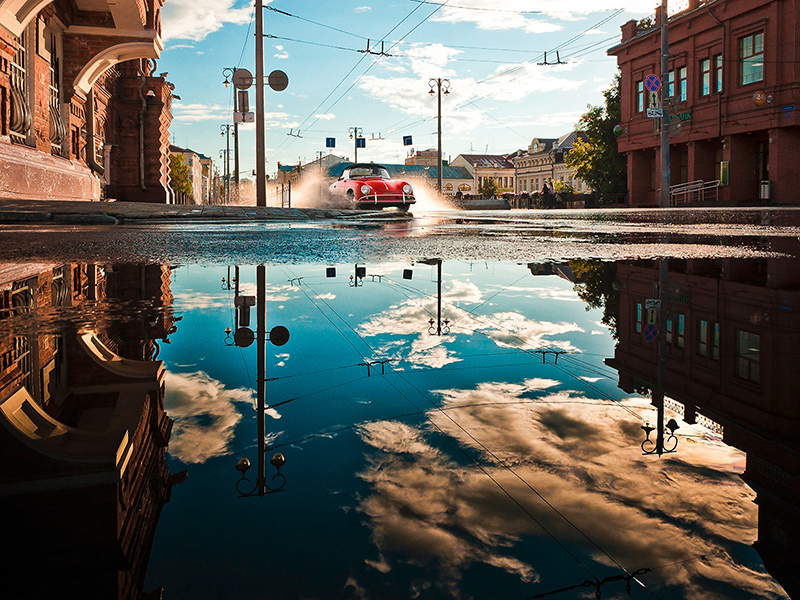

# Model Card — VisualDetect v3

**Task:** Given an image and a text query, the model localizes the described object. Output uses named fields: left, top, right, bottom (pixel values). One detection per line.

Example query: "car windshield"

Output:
left=348, top=166, right=391, bottom=179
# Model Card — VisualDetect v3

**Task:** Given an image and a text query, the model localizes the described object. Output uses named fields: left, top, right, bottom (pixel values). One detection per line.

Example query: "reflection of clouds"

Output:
left=172, top=291, right=229, bottom=310
left=501, top=285, right=583, bottom=302
left=355, top=383, right=785, bottom=598
left=359, top=280, right=582, bottom=368
left=165, top=371, right=281, bottom=464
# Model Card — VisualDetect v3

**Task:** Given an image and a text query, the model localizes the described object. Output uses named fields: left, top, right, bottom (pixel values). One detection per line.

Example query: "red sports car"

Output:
left=330, top=163, right=415, bottom=211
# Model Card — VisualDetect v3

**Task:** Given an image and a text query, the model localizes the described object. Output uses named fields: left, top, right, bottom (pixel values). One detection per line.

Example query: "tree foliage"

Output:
left=569, top=259, right=619, bottom=340
left=169, top=154, right=193, bottom=197
left=479, top=177, right=500, bottom=198
left=566, top=73, right=627, bottom=197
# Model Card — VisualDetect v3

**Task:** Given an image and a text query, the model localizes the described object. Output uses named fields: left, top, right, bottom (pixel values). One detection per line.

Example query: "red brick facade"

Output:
left=0, top=0, right=172, bottom=202
left=609, top=0, right=800, bottom=206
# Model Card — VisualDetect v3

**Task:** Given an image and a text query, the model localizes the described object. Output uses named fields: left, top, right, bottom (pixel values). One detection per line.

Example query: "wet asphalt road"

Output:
left=0, top=200, right=798, bottom=264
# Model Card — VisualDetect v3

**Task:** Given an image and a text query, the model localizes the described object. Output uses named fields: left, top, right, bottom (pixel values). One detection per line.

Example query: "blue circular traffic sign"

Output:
left=645, top=74, right=661, bottom=92
left=643, top=323, right=658, bottom=342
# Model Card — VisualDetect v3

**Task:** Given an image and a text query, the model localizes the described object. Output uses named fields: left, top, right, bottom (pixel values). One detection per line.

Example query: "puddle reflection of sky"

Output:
left=147, top=261, right=786, bottom=600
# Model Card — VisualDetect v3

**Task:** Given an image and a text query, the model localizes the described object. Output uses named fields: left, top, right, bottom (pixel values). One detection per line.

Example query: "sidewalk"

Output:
left=0, top=199, right=410, bottom=224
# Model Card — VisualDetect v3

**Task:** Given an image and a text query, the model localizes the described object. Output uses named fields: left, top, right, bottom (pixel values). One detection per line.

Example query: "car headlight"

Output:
left=360, top=185, right=372, bottom=196
left=403, top=184, right=413, bottom=195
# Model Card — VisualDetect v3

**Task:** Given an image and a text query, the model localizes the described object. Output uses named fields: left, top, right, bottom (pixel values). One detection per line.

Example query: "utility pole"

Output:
left=428, top=78, right=450, bottom=192
left=659, top=0, right=671, bottom=208
left=255, top=0, right=266, bottom=207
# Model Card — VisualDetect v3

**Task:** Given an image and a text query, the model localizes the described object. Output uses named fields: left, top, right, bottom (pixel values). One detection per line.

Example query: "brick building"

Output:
left=608, top=0, right=800, bottom=206
left=0, top=0, right=173, bottom=203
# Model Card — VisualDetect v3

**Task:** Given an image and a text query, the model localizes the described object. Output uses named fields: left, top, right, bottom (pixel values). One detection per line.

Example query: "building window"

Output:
left=677, top=313, right=685, bottom=348
left=637, top=80, right=644, bottom=112
left=667, top=70, right=674, bottom=98
left=679, top=66, right=687, bottom=101
left=635, top=302, right=643, bottom=333
left=698, top=319, right=708, bottom=356
left=736, top=330, right=760, bottom=382
left=666, top=318, right=672, bottom=344
left=701, top=59, right=711, bottom=96
left=714, top=54, right=723, bottom=92
left=712, top=322, right=720, bottom=360
left=9, top=28, right=33, bottom=144
left=740, top=32, right=764, bottom=85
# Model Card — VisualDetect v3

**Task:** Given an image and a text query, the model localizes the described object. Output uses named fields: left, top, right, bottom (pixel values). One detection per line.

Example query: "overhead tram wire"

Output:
left=266, top=3, right=625, bottom=162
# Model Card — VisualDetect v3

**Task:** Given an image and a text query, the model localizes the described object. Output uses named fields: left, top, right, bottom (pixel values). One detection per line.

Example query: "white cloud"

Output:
left=162, top=0, right=254, bottom=42
left=274, top=45, right=289, bottom=59
left=354, top=6, right=372, bottom=12
left=171, top=103, right=230, bottom=123
left=313, top=113, right=337, bottom=121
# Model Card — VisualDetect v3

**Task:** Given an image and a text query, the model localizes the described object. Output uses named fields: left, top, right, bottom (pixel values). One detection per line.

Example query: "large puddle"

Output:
left=0, top=216, right=797, bottom=599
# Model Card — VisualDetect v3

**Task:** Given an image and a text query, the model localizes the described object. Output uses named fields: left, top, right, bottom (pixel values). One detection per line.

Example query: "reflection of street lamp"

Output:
left=641, top=418, right=679, bottom=455
left=419, top=258, right=448, bottom=336
left=231, top=265, right=291, bottom=498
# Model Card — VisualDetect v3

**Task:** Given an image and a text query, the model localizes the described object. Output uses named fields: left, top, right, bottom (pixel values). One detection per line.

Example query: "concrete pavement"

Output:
left=0, top=198, right=411, bottom=224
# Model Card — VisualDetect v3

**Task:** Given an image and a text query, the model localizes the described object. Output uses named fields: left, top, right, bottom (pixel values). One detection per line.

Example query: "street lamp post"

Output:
left=222, top=68, right=240, bottom=192
left=220, top=124, right=233, bottom=204
left=659, top=0, right=671, bottom=208
left=428, top=78, right=450, bottom=193
left=349, top=126, right=363, bottom=163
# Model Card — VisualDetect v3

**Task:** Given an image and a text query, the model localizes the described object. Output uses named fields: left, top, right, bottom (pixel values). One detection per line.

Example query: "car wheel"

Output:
left=346, top=190, right=356, bottom=209
left=398, top=204, right=411, bottom=213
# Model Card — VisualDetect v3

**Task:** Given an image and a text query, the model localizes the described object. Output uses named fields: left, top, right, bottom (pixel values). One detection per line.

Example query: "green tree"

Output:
left=169, top=154, right=193, bottom=198
left=566, top=73, right=627, bottom=198
left=479, top=177, right=499, bottom=198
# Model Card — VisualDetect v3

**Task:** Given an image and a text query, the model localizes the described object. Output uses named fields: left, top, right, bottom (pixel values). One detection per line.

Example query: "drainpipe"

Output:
left=708, top=8, right=725, bottom=139
left=138, top=59, right=147, bottom=192
left=85, top=89, right=104, bottom=176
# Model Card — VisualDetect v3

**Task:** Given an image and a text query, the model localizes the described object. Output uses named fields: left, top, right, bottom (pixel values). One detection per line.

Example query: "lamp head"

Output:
left=236, top=457, right=251, bottom=473
left=666, top=418, right=680, bottom=434
left=270, top=453, right=286, bottom=471
left=223, top=79, right=230, bottom=88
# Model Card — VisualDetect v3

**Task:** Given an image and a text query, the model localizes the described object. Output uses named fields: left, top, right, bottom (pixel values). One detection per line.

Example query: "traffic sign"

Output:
left=645, top=299, right=661, bottom=309
left=356, top=137, right=366, bottom=148
left=325, top=137, right=335, bottom=148
left=403, top=135, right=413, bottom=146
left=645, top=74, right=661, bottom=92
left=643, top=323, right=659, bottom=342
left=647, top=108, right=663, bottom=118
left=232, top=69, right=253, bottom=90
left=268, top=70, right=289, bottom=92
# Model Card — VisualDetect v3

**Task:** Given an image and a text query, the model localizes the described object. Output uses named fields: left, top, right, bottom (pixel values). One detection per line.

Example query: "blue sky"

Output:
left=159, top=0, right=655, bottom=178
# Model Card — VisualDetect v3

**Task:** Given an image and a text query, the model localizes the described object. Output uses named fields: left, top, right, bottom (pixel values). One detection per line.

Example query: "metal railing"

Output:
left=669, top=179, right=720, bottom=205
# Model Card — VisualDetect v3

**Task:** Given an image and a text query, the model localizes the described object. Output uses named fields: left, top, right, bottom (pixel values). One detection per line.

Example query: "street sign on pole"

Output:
left=643, top=322, right=659, bottom=342
left=232, top=69, right=253, bottom=90
left=356, top=137, right=365, bottom=148
left=234, top=112, right=255, bottom=123
left=403, top=135, right=412, bottom=146
left=645, top=299, right=662, bottom=309
left=645, top=74, right=661, bottom=92
left=325, top=137, right=335, bottom=148
left=647, top=108, right=663, bottom=118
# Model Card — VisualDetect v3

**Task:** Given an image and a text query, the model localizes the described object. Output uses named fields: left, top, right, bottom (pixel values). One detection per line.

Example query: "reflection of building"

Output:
left=605, top=251, right=800, bottom=598
left=512, top=132, right=592, bottom=194
left=0, top=262, right=183, bottom=599
left=404, top=148, right=439, bottom=166
left=0, top=1, right=173, bottom=203
left=608, top=0, right=800, bottom=206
